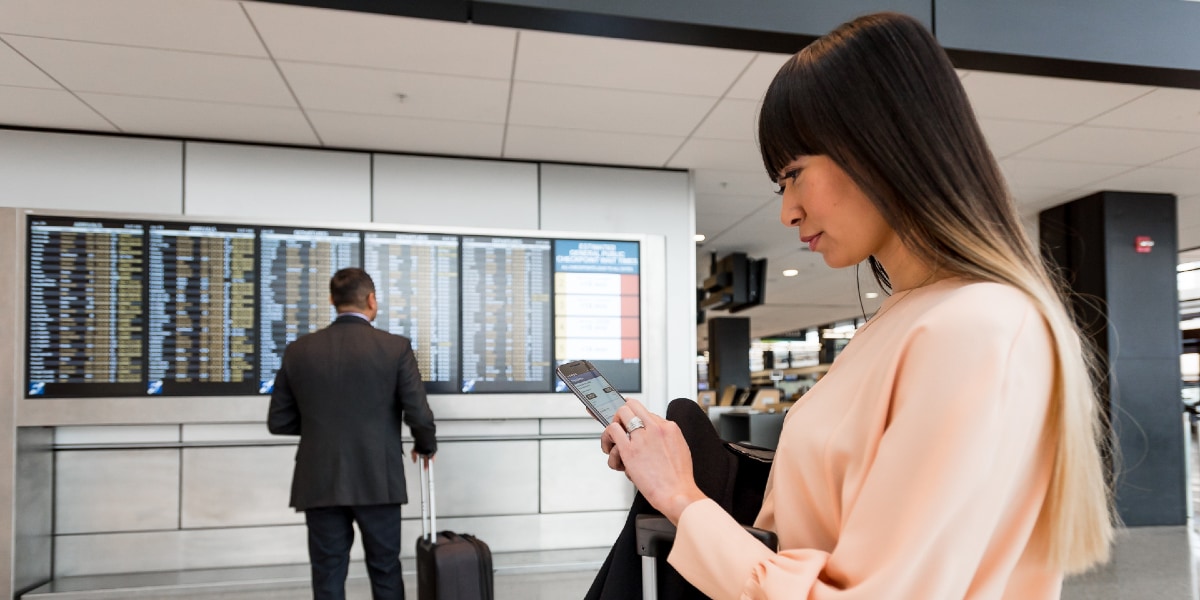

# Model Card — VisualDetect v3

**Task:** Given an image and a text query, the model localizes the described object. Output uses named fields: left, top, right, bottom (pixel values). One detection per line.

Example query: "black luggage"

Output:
left=416, top=458, right=494, bottom=600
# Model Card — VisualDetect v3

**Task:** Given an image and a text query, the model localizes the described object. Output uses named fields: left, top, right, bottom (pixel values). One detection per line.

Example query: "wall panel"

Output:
left=0, top=130, right=182, bottom=214
left=54, top=449, right=180, bottom=534
left=539, top=165, right=693, bottom=406
left=373, top=155, right=539, bottom=229
left=184, top=142, right=371, bottom=222
left=181, top=446, right=301, bottom=528
left=540, top=439, right=633, bottom=512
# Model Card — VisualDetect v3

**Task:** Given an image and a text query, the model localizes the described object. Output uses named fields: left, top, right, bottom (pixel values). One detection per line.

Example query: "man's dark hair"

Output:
left=330, top=267, right=375, bottom=310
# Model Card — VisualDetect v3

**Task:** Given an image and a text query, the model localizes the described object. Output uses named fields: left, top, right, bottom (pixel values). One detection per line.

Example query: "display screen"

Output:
left=554, top=240, right=641, bottom=392
left=258, top=227, right=361, bottom=394
left=146, top=222, right=257, bottom=395
left=364, top=231, right=460, bottom=394
left=26, top=217, right=146, bottom=397
left=460, top=236, right=552, bottom=393
left=23, top=215, right=641, bottom=398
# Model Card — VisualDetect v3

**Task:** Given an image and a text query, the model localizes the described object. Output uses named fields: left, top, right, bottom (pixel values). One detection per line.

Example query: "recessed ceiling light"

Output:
left=694, top=234, right=706, bottom=242
left=864, top=292, right=879, bottom=299
left=782, top=269, right=799, bottom=277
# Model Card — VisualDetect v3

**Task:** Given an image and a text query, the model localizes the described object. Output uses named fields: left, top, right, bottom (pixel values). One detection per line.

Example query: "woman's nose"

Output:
left=780, top=198, right=803, bottom=227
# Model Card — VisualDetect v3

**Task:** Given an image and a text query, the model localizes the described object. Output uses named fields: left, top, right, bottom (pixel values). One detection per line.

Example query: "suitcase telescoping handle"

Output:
left=419, top=456, right=436, bottom=542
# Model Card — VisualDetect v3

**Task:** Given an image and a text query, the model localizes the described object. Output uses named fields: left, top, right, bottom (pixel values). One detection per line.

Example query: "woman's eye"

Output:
left=774, top=169, right=800, bottom=195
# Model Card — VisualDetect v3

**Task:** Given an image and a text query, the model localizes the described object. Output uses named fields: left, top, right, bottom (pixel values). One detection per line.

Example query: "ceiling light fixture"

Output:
left=864, top=292, right=879, bottom=299
left=694, top=234, right=706, bottom=243
left=782, top=269, right=799, bottom=277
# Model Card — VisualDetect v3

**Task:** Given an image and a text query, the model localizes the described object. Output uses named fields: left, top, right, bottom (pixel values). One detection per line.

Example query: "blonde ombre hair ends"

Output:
left=758, top=12, right=1114, bottom=571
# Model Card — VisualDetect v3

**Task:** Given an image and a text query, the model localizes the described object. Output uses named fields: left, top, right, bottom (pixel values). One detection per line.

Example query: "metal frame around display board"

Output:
left=2, top=207, right=667, bottom=427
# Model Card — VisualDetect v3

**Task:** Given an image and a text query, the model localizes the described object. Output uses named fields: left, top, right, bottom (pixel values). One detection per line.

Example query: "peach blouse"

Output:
left=669, top=279, right=1062, bottom=599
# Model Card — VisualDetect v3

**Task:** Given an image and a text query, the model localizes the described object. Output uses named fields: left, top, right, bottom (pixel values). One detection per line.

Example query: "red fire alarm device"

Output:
left=1135, top=236, right=1154, bottom=253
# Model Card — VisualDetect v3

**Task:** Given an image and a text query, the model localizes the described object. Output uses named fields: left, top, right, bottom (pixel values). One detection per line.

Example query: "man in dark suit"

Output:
left=268, top=267, right=437, bottom=600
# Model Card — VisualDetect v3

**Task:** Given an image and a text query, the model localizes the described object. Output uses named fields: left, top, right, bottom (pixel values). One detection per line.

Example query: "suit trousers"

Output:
left=306, top=503, right=405, bottom=600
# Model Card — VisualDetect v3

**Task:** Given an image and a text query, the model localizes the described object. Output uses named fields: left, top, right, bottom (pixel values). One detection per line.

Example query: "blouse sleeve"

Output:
left=668, top=298, right=1055, bottom=599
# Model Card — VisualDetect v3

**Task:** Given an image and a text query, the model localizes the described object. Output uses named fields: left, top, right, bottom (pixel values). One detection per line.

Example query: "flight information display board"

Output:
left=258, top=227, right=361, bottom=394
left=460, top=236, right=552, bottom=393
left=364, top=231, right=460, bottom=394
left=553, top=240, right=641, bottom=392
left=23, top=214, right=645, bottom=398
left=26, top=217, right=146, bottom=397
left=147, top=222, right=257, bottom=395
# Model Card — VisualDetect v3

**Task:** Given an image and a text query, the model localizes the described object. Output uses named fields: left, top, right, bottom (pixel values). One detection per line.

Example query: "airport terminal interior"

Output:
left=4, top=0, right=1200, bottom=598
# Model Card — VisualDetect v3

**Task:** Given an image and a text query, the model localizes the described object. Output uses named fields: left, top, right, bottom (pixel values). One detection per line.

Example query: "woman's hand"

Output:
left=601, top=398, right=708, bottom=524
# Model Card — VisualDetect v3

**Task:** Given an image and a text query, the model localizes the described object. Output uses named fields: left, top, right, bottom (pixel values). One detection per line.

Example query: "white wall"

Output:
left=374, top=154, right=539, bottom=229
left=0, top=130, right=182, bottom=214
left=539, top=164, right=696, bottom=407
left=0, top=128, right=697, bottom=579
left=184, top=142, right=372, bottom=222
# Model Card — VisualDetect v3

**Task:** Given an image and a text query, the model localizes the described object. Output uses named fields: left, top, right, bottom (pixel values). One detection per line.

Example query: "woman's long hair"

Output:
left=758, top=12, right=1113, bottom=573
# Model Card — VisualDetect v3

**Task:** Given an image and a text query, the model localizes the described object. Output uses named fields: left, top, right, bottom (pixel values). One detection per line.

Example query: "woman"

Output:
left=602, top=12, right=1113, bottom=600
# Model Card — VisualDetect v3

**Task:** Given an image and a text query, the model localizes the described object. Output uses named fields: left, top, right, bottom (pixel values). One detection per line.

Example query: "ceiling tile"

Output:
left=503, top=126, right=681, bottom=167
left=1000, top=157, right=1129, bottom=189
left=0, top=85, right=117, bottom=131
left=508, top=82, right=714, bottom=136
left=1179, top=196, right=1200, bottom=231
left=1158, top=147, right=1200, bottom=169
left=1179, top=226, right=1200, bottom=253
left=693, top=99, right=759, bottom=142
left=79, top=93, right=319, bottom=146
left=668, top=138, right=761, bottom=171
left=1016, top=126, right=1200, bottom=166
left=280, top=62, right=510, bottom=123
left=0, top=0, right=266, bottom=56
left=308, top=110, right=504, bottom=157
left=515, top=30, right=754, bottom=96
left=0, top=38, right=59, bottom=88
left=699, top=198, right=799, bottom=258
left=1090, top=166, right=1200, bottom=198
left=693, top=168, right=773, bottom=196
left=1089, top=87, right=1200, bottom=133
left=695, top=193, right=769, bottom=217
left=962, top=71, right=1153, bottom=124
left=976, top=118, right=1071, bottom=158
left=1009, top=187, right=1082, bottom=216
left=245, top=3, right=515, bottom=79
left=726, top=53, right=792, bottom=100
left=8, top=36, right=294, bottom=106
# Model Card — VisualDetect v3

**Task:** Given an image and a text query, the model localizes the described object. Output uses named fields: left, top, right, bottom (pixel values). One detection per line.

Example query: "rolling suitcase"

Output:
left=416, top=457, right=494, bottom=600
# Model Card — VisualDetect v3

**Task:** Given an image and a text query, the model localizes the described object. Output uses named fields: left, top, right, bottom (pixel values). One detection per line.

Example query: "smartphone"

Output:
left=555, top=360, right=626, bottom=426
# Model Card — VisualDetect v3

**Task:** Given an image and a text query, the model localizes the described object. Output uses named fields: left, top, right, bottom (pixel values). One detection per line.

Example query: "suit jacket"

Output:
left=267, top=314, right=437, bottom=510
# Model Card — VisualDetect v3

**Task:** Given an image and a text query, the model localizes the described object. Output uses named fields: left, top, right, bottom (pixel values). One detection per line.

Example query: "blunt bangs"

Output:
left=757, top=56, right=827, bottom=181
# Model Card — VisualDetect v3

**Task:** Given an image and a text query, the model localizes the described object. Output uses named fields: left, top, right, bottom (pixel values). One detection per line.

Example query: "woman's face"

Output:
left=776, top=155, right=899, bottom=269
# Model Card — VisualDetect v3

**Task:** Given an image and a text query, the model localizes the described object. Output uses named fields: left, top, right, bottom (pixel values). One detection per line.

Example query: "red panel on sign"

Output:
left=622, top=338, right=640, bottom=360
left=621, top=274, right=639, bottom=295
left=621, top=295, right=640, bottom=317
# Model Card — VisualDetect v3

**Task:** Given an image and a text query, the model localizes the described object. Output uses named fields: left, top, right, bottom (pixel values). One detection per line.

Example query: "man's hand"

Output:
left=412, top=449, right=435, bottom=463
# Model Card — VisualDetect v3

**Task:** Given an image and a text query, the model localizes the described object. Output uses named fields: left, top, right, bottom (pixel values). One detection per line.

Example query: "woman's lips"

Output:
left=800, top=233, right=821, bottom=252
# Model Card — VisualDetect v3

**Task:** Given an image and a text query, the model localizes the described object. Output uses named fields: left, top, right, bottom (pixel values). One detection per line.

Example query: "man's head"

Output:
left=330, top=267, right=377, bottom=320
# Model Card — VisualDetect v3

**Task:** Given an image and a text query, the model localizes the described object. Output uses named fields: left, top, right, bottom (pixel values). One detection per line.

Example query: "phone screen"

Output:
left=557, top=361, right=626, bottom=425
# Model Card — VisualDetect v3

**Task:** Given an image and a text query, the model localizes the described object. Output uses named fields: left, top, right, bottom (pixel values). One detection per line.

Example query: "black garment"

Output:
left=268, top=314, right=437, bottom=599
left=268, top=314, right=437, bottom=509
left=307, top=504, right=405, bottom=600
left=585, top=398, right=772, bottom=600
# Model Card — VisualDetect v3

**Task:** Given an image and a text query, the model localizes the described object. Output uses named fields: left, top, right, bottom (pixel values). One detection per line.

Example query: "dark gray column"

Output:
left=1040, top=190, right=1185, bottom=527
left=706, top=317, right=750, bottom=394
